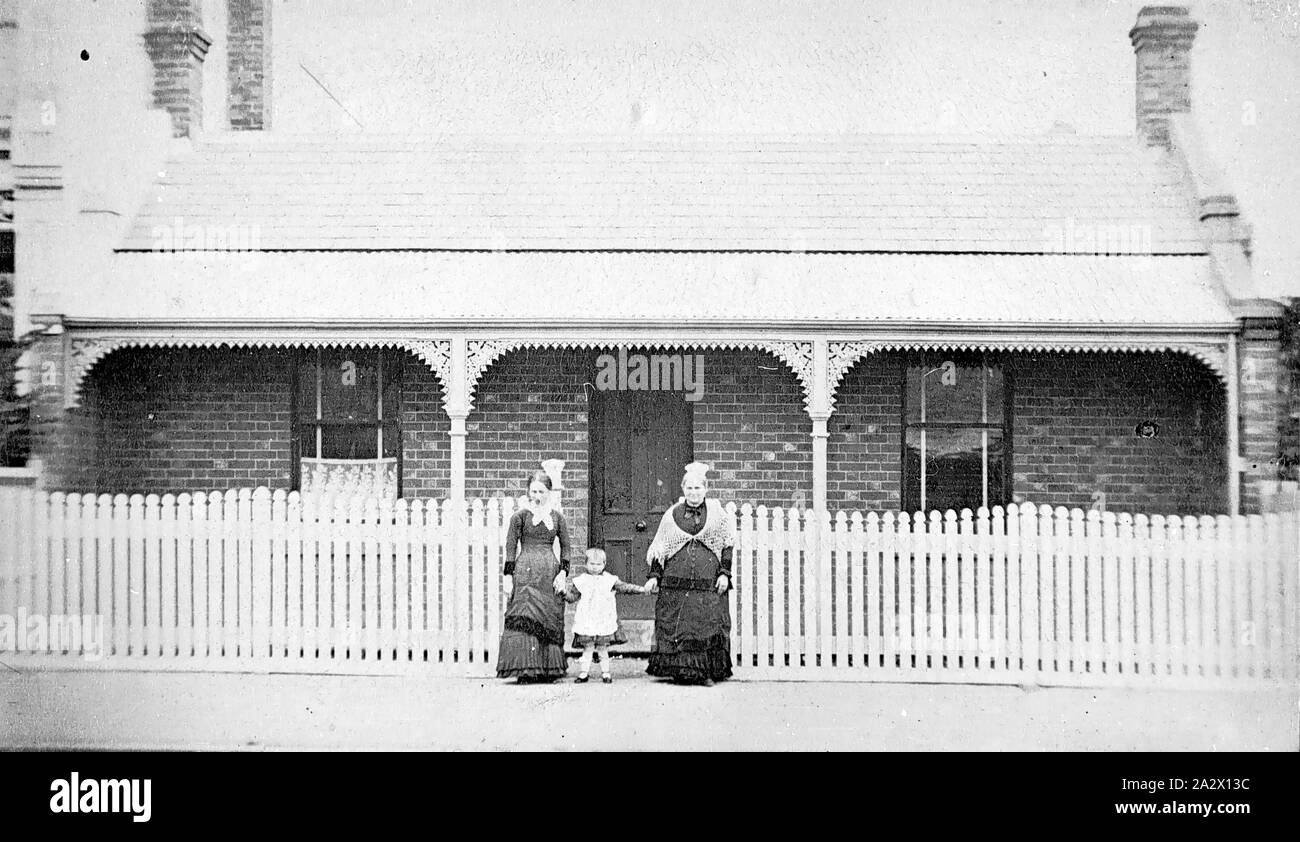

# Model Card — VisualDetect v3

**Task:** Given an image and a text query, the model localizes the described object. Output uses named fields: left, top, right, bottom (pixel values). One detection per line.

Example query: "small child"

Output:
left=566, top=548, right=645, bottom=683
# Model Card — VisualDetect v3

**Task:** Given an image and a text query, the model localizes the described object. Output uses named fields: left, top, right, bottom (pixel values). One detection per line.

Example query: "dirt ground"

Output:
left=3, top=657, right=1295, bottom=751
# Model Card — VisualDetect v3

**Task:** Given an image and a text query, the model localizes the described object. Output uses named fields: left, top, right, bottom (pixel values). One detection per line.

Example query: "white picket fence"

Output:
left=731, top=504, right=1298, bottom=687
left=0, top=488, right=515, bottom=675
left=1, top=486, right=1296, bottom=687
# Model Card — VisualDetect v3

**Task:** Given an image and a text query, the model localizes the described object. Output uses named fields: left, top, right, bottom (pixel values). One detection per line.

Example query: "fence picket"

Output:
left=880, top=513, right=898, bottom=671
left=791, top=507, right=809, bottom=668
left=80, top=495, right=98, bottom=655
left=924, top=510, right=941, bottom=672
left=1117, top=513, right=1136, bottom=680
left=480, top=496, right=493, bottom=665
left=847, top=511, right=863, bottom=670
left=270, top=490, right=287, bottom=660
left=1166, top=515, right=1188, bottom=679
left=394, top=499, right=411, bottom=662
left=408, top=500, right=426, bottom=663
left=48, top=493, right=66, bottom=626
left=1066, top=509, right=1084, bottom=677
left=816, top=510, right=833, bottom=670
left=737, top=504, right=755, bottom=668
left=1196, top=515, right=1217, bottom=682
left=896, top=513, right=914, bottom=671
left=1020, top=504, right=1040, bottom=683
left=975, top=508, right=992, bottom=671
left=173, top=495, right=192, bottom=659
left=158, top=494, right=176, bottom=659
left=192, top=494, right=210, bottom=658
left=757, top=507, right=774, bottom=669
left=26, top=490, right=46, bottom=625
left=63, top=494, right=82, bottom=653
left=469, top=499, right=486, bottom=664
left=1179, top=515, right=1201, bottom=681
left=0, top=489, right=15, bottom=620
left=1263, top=514, right=1284, bottom=681
left=284, top=492, right=301, bottom=659
left=1133, top=514, right=1152, bottom=680
left=955, top=510, right=973, bottom=674
left=221, top=490, right=239, bottom=658
left=364, top=497, right=380, bottom=660
left=1048, top=507, right=1069, bottom=680
left=864, top=512, right=881, bottom=670
left=1005, top=505, right=1022, bottom=679
left=300, top=494, right=320, bottom=659
left=1149, top=515, right=1170, bottom=678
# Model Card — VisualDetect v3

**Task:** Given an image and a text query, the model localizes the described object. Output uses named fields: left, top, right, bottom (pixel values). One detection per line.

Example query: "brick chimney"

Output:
left=1129, top=6, right=1199, bottom=147
left=227, top=0, right=272, bottom=130
left=143, top=0, right=211, bottom=138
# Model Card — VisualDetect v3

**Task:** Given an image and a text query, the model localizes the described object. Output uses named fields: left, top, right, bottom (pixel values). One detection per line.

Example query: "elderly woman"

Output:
left=496, top=470, right=571, bottom=683
left=643, top=461, right=735, bottom=685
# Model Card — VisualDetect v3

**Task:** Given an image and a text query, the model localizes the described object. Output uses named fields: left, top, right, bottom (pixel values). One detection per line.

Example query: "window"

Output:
left=902, top=353, right=1010, bottom=513
left=293, top=349, right=402, bottom=499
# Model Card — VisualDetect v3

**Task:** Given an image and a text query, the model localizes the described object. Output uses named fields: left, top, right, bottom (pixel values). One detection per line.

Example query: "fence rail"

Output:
left=1, top=486, right=1296, bottom=687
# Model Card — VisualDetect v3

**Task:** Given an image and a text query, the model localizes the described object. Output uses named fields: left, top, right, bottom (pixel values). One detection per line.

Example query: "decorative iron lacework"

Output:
left=62, top=334, right=1229, bottom=416
left=826, top=339, right=1229, bottom=412
left=63, top=337, right=439, bottom=409
left=460, top=338, right=816, bottom=413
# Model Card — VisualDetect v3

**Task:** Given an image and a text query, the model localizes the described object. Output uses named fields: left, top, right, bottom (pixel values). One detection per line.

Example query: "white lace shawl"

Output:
left=646, top=498, right=735, bottom=565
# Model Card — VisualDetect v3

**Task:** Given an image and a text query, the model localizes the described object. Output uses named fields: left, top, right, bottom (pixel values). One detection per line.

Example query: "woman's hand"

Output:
left=643, top=577, right=658, bottom=595
left=552, top=571, right=567, bottom=595
left=503, top=576, right=513, bottom=598
left=716, top=574, right=730, bottom=595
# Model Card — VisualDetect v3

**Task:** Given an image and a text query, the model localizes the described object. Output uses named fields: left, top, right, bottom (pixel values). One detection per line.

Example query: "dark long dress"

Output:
left=646, top=501, right=734, bottom=683
left=496, top=508, right=571, bottom=680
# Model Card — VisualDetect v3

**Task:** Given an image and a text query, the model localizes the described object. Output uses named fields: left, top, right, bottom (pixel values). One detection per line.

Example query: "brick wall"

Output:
left=827, top=351, right=904, bottom=510
left=825, top=350, right=1227, bottom=515
left=694, top=349, right=812, bottom=511
left=399, top=353, right=450, bottom=499
left=1011, top=351, right=1226, bottom=515
left=1239, top=323, right=1285, bottom=513
left=94, top=347, right=293, bottom=493
left=34, top=345, right=1244, bottom=519
left=30, top=334, right=101, bottom=490
left=467, top=348, right=590, bottom=551
left=226, top=0, right=270, bottom=130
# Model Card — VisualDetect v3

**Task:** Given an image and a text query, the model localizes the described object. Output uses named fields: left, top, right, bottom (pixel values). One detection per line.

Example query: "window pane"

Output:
left=381, top=352, right=401, bottom=421
left=905, top=355, right=1003, bottom=424
left=320, top=349, right=377, bottom=422
left=297, top=359, right=319, bottom=420
left=903, top=428, right=1005, bottom=513
left=321, top=425, right=379, bottom=460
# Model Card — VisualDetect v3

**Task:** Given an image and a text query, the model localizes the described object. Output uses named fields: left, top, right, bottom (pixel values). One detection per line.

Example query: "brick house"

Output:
left=11, top=0, right=1291, bottom=608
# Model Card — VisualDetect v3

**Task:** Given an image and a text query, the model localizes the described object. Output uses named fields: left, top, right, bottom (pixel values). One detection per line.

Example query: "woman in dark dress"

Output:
left=496, top=471, right=571, bottom=683
left=643, top=462, right=735, bottom=685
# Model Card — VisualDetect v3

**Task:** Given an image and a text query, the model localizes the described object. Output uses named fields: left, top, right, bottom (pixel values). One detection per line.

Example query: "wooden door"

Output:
left=589, top=388, right=693, bottom=620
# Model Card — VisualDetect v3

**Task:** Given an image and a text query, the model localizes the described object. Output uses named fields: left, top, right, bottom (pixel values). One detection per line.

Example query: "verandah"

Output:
left=1, top=485, right=1296, bottom=687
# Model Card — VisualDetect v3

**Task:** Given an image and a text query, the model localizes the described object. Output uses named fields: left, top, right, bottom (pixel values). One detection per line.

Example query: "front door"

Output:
left=589, top=386, right=694, bottom=625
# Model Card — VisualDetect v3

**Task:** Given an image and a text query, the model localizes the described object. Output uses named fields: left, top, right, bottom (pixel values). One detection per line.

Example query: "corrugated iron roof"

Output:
left=83, top=252, right=1231, bottom=326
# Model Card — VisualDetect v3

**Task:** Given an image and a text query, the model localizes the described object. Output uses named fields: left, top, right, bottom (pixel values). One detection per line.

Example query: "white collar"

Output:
left=526, top=504, right=554, bottom=530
